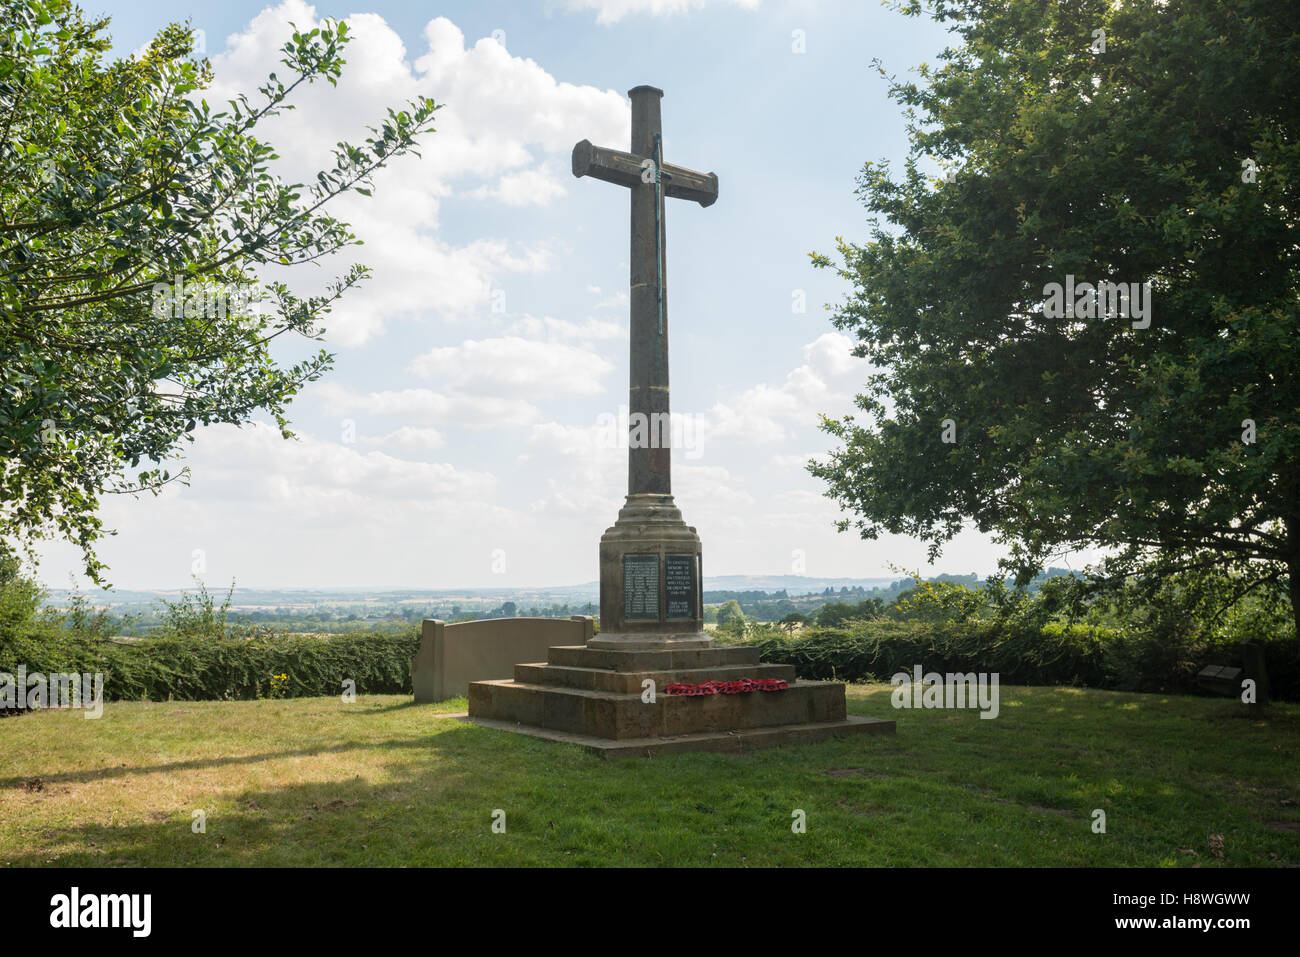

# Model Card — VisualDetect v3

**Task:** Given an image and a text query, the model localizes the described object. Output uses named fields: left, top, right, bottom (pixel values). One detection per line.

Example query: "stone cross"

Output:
left=572, top=85, right=718, bottom=496
left=573, top=86, right=717, bottom=646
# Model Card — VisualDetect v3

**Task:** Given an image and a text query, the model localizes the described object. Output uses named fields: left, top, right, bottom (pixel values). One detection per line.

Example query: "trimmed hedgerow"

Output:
left=748, top=620, right=1298, bottom=701
left=4, top=619, right=1295, bottom=703
left=0, top=625, right=422, bottom=701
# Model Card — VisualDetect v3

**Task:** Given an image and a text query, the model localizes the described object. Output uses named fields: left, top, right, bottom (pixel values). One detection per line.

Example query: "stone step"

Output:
left=468, top=677, right=847, bottom=740
left=545, top=643, right=761, bottom=672
left=514, top=661, right=797, bottom=694
left=456, top=713, right=896, bottom=756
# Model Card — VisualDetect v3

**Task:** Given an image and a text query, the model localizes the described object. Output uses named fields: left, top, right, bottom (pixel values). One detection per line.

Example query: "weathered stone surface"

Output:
left=413, top=616, right=594, bottom=703
left=470, top=675, right=862, bottom=741
left=467, top=635, right=896, bottom=753
left=575, top=87, right=716, bottom=645
left=571, top=138, right=718, bottom=207
left=547, top=643, right=760, bottom=671
left=444, top=713, right=896, bottom=757
left=597, top=494, right=704, bottom=641
left=513, top=661, right=797, bottom=694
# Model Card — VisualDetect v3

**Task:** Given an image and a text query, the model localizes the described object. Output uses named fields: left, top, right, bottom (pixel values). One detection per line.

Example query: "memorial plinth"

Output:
left=467, top=641, right=894, bottom=756
left=595, top=493, right=705, bottom=648
left=461, top=84, right=896, bottom=754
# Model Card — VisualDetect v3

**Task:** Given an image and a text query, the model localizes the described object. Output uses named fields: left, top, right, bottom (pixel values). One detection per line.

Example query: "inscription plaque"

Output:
left=665, top=554, right=695, bottom=619
left=624, top=554, right=659, bottom=620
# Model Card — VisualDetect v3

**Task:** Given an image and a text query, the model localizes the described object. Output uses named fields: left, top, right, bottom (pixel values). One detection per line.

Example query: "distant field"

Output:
left=1, top=685, right=1296, bottom=867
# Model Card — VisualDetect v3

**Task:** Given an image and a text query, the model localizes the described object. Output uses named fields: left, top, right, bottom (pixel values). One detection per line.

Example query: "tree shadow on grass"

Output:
left=351, top=699, right=422, bottom=715
left=0, top=736, right=441, bottom=791
left=5, top=722, right=608, bottom=867
left=7, top=693, right=1297, bottom=867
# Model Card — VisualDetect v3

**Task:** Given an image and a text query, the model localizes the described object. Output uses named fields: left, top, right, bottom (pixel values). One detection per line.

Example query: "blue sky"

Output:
left=37, top=0, right=1085, bottom=590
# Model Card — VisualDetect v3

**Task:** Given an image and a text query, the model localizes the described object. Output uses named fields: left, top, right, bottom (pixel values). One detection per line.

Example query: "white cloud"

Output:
left=359, top=426, right=446, bottom=451
left=48, top=420, right=531, bottom=588
left=203, top=3, right=629, bottom=344
left=413, top=19, right=628, bottom=172
left=676, top=464, right=755, bottom=515
left=504, top=314, right=625, bottom=341
left=314, top=383, right=541, bottom=429
left=703, top=332, right=867, bottom=444
left=471, top=166, right=569, bottom=206
left=520, top=421, right=623, bottom=514
left=316, top=237, right=552, bottom=346
left=592, top=290, right=629, bottom=311
left=567, top=0, right=762, bottom=26
left=409, top=336, right=614, bottom=397
left=182, top=422, right=495, bottom=507
left=769, top=453, right=818, bottom=470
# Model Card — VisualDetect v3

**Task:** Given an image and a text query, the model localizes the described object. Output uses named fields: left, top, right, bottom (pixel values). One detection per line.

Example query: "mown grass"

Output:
left=0, top=685, right=1296, bottom=867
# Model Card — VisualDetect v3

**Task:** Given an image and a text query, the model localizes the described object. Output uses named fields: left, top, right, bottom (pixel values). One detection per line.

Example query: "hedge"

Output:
left=0, top=626, right=423, bottom=702
left=4, top=619, right=1295, bottom=704
left=749, top=620, right=1299, bottom=702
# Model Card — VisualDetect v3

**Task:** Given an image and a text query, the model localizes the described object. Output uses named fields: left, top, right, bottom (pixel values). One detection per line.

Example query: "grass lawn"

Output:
left=1, top=684, right=1296, bottom=867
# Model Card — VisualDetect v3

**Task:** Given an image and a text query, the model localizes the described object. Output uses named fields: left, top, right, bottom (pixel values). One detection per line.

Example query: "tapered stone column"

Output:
left=628, top=86, right=670, bottom=497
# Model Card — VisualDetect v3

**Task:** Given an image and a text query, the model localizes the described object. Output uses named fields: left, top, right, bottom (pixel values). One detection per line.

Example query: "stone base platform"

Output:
left=465, top=643, right=896, bottom=755
left=445, top=712, right=894, bottom=757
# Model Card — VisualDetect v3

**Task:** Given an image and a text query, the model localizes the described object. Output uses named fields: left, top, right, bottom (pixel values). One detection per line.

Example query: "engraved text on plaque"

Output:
left=665, top=554, right=695, bottom=619
left=624, top=554, right=660, bottom=620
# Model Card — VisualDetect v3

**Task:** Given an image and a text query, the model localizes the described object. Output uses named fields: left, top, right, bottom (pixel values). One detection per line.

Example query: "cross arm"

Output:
left=572, top=139, right=718, bottom=207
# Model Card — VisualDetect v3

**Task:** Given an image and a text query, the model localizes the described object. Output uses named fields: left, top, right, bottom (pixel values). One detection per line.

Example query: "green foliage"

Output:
left=0, top=624, right=422, bottom=700
left=0, top=548, right=43, bottom=629
left=155, top=578, right=234, bottom=638
left=742, top=566, right=1297, bottom=695
left=815, top=598, right=881, bottom=627
left=715, top=598, right=744, bottom=631
left=887, top=580, right=986, bottom=623
left=750, top=619, right=1298, bottom=701
left=810, top=0, right=1300, bottom=633
left=57, top=588, right=115, bottom=637
left=0, top=1, right=439, bottom=581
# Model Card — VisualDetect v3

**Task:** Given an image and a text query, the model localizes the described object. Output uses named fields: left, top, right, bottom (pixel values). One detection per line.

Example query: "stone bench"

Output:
left=1196, top=664, right=1243, bottom=696
left=1195, top=639, right=1269, bottom=706
left=412, top=615, right=595, bottom=703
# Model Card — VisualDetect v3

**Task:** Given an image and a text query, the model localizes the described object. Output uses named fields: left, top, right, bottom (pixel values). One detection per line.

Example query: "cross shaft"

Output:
left=571, top=85, right=718, bottom=496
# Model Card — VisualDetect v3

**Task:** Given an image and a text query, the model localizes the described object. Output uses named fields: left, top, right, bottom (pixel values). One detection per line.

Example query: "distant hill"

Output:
left=44, top=574, right=971, bottom=609
left=40, top=569, right=1079, bottom=634
left=700, top=575, right=904, bottom=596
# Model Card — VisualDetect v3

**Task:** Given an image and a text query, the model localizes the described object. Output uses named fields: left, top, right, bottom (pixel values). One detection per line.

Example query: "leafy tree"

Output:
left=0, top=545, right=42, bottom=629
left=771, top=598, right=797, bottom=618
left=716, top=599, right=744, bottom=628
left=815, top=598, right=883, bottom=627
left=0, top=1, right=437, bottom=580
left=156, top=577, right=233, bottom=638
left=779, top=611, right=806, bottom=634
left=814, top=601, right=854, bottom=628
left=811, top=0, right=1299, bottom=637
left=888, top=580, right=986, bottom=623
